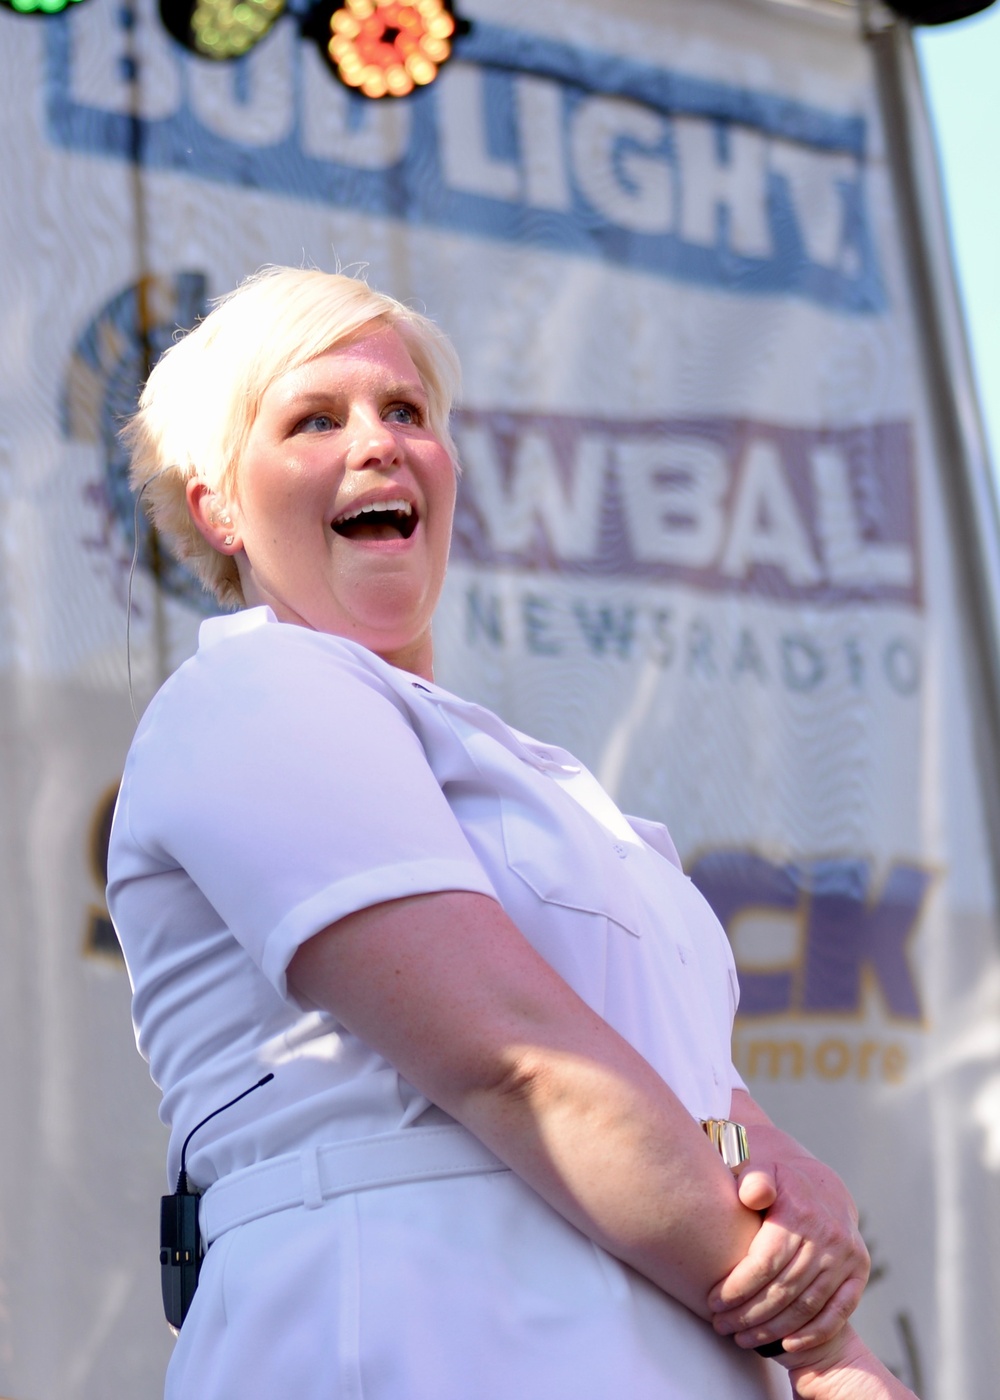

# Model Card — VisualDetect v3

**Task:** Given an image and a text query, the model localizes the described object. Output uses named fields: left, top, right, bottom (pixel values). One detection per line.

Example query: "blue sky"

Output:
left=917, top=7, right=1000, bottom=483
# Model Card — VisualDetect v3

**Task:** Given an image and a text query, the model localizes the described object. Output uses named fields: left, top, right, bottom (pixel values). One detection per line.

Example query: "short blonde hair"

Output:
left=123, top=266, right=461, bottom=607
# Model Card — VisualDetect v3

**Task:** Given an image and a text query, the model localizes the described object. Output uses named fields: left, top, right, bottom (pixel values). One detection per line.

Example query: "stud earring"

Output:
left=224, top=533, right=235, bottom=548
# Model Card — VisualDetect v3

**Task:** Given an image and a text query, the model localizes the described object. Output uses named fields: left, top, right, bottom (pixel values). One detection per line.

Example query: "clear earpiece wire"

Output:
left=126, top=472, right=166, bottom=724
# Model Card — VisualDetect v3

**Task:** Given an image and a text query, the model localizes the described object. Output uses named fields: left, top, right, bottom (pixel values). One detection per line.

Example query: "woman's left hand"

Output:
left=707, top=1090, right=870, bottom=1354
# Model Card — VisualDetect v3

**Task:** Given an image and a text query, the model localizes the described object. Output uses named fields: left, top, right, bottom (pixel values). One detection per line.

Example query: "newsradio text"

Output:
left=456, top=583, right=920, bottom=700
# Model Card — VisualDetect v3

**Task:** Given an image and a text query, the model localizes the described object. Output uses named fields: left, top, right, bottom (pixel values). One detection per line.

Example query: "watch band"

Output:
left=700, top=1117, right=750, bottom=1173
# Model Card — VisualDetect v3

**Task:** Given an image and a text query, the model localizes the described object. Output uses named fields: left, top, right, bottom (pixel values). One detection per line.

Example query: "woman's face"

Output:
left=227, top=324, right=456, bottom=678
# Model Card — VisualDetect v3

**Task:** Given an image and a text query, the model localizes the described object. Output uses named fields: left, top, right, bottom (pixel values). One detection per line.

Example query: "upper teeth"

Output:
left=336, top=499, right=413, bottom=524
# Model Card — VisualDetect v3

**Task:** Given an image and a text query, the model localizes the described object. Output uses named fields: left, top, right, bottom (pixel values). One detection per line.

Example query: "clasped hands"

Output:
left=705, top=1101, right=917, bottom=1399
left=708, top=1140, right=870, bottom=1356
left=701, top=1092, right=921, bottom=1400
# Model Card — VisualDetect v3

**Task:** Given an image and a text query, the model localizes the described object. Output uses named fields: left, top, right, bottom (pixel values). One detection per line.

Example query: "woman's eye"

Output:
left=385, top=403, right=421, bottom=426
left=298, top=412, right=336, bottom=434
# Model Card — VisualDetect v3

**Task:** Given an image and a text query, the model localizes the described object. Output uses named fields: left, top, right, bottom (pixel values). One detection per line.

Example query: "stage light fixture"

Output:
left=317, top=0, right=459, bottom=99
left=884, top=0, right=994, bottom=19
left=0, top=0, right=89, bottom=13
left=159, top=0, right=285, bottom=59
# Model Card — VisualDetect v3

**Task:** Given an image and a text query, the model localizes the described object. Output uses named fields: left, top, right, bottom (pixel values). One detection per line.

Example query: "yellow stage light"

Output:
left=160, top=0, right=286, bottom=60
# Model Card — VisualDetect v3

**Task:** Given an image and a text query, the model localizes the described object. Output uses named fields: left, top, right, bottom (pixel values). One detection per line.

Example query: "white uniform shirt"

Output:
left=108, top=607, right=782, bottom=1400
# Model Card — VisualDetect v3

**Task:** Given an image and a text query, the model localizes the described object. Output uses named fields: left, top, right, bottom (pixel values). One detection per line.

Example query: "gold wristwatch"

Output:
left=700, top=1118, right=750, bottom=1173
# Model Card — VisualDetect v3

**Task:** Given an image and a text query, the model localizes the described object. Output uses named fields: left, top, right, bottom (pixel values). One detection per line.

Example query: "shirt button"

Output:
left=613, top=843, right=627, bottom=859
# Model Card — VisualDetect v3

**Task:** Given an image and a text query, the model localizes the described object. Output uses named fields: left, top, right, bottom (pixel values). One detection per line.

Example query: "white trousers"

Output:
left=167, top=1168, right=788, bottom=1400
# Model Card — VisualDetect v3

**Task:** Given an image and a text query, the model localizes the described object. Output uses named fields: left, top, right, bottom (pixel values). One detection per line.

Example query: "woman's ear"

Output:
left=186, top=479, right=241, bottom=554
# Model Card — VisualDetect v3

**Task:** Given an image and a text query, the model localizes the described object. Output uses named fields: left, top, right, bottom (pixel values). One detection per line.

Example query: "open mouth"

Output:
left=331, top=498, right=418, bottom=542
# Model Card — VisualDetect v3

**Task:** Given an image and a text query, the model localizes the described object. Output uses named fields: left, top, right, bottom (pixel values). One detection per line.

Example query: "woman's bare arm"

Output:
left=288, top=888, right=915, bottom=1400
left=287, top=888, right=761, bottom=1317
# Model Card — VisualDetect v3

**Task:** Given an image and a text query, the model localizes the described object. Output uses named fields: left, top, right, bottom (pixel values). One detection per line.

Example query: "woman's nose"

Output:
left=344, top=410, right=400, bottom=471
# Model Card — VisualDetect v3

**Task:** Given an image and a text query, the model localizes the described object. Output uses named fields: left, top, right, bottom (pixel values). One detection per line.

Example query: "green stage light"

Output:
left=159, top=0, right=285, bottom=59
left=1, top=0, right=89, bottom=14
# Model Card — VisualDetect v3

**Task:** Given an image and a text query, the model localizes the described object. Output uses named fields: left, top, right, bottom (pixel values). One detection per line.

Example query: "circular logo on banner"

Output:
left=62, top=271, right=215, bottom=615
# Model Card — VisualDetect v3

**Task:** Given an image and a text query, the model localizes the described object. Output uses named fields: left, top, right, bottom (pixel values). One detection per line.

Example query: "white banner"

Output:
left=2, top=0, right=999, bottom=1395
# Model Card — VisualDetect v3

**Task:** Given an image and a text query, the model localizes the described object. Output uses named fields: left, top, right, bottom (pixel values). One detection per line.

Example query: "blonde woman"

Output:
left=110, top=267, right=914, bottom=1400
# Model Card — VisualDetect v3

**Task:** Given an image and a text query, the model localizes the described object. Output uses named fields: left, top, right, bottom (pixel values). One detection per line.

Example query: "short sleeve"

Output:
left=110, top=620, right=498, bottom=998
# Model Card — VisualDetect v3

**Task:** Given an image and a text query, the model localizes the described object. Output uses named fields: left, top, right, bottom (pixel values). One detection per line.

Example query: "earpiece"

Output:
left=186, top=479, right=239, bottom=555
left=215, top=509, right=235, bottom=549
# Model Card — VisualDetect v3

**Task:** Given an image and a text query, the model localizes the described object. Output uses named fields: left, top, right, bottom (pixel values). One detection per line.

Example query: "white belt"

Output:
left=199, top=1124, right=510, bottom=1247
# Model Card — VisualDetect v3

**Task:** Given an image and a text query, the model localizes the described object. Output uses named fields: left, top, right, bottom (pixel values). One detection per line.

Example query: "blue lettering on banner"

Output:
left=460, top=584, right=922, bottom=696
left=452, top=410, right=920, bottom=606
left=690, top=851, right=932, bottom=1022
left=45, top=13, right=883, bottom=310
